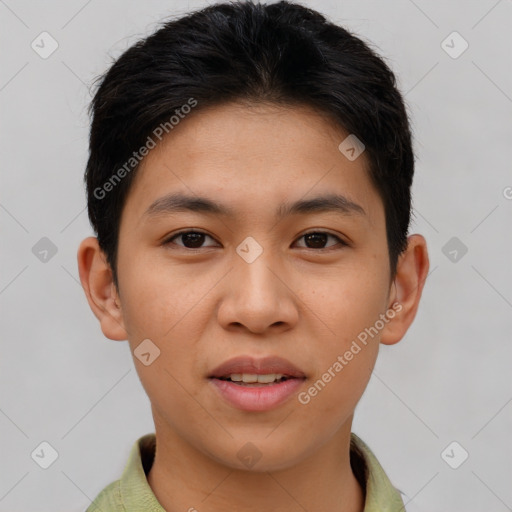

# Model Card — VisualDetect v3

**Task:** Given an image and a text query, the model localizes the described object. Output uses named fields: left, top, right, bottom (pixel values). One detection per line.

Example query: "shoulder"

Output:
left=350, top=433, right=407, bottom=511
left=85, top=478, right=123, bottom=512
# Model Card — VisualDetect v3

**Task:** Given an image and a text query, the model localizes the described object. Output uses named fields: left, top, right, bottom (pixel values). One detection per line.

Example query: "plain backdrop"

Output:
left=1, top=1, right=511, bottom=511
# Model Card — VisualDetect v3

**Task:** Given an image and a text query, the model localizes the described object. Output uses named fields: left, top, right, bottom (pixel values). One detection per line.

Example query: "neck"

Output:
left=146, top=417, right=365, bottom=512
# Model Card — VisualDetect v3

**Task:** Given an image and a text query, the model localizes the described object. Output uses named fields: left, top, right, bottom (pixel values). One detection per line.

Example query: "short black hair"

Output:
left=85, top=0, right=415, bottom=291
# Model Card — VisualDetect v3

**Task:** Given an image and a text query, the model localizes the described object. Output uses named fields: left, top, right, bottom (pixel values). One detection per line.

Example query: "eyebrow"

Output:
left=143, top=192, right=366, bottom=220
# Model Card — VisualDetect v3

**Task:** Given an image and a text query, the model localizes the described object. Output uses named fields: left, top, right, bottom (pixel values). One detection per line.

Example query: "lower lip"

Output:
left=209, top=377, right=305, bottom=411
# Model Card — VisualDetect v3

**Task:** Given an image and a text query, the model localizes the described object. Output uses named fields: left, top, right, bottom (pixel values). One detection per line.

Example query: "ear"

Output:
left=380, top=234, right=429, bottom=345
left=77, top=236, right=128, bottom=341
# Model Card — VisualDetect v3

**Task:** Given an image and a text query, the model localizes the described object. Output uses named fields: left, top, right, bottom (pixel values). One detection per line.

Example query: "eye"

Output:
left=294, top=231, right=347, bottom=251
left=162, top=230, right=347, bottom=251
left=163, top=230, right=219, bottom=249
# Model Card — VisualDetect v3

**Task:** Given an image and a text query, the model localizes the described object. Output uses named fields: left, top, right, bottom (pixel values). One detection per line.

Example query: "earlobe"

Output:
left=77, top=236, right=128, bottom=341
left=380, top=234, right=429, bottom=346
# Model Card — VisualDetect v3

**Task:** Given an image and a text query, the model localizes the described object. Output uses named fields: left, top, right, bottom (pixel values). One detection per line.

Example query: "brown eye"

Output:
left=295, top=231, right=346, bottom=250
left=162, top=230, right=347, bottom=251
left=164, top=230, right=218, bottom=249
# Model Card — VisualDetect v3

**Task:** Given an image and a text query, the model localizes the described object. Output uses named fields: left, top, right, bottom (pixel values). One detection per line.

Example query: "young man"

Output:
left=77, top=1, right=429, bottom=511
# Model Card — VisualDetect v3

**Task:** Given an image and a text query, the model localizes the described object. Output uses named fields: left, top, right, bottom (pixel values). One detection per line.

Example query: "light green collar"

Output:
left=87, top=432, right=406, bottom=512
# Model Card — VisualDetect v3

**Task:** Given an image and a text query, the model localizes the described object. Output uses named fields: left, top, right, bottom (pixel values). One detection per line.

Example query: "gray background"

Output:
left=1, top=1, right=511, bottom=511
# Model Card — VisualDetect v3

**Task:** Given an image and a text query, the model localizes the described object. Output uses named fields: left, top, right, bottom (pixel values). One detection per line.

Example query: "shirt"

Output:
left=85, top=432, right=407, bottom=512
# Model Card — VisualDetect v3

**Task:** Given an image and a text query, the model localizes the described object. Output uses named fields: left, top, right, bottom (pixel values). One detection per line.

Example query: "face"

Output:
left=112, top=102, right=397, bottom=470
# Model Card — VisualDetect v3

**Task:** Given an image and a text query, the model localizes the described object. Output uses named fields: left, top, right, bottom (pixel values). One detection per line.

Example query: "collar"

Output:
left=96, top=432, right=405, bottom=511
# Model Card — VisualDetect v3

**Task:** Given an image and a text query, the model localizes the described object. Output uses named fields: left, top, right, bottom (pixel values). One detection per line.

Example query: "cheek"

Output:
left=118, top=254, right=207, bottom=340
left=307, top=265, right=389, bottom=340
left=118, top=256, right=211, bottom=391
left=299, top=262, right=387, bottom=401
left=300, top=339, right=379, bottom=426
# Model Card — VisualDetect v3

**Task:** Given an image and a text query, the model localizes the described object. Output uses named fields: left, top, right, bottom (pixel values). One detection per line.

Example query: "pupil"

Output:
left=183, top=232, right=205, bottom=248
left=305, top=233, right=327, bottom=248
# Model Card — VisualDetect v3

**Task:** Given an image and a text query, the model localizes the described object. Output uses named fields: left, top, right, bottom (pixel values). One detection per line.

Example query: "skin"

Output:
left=77, top=101, right=429, bottom=512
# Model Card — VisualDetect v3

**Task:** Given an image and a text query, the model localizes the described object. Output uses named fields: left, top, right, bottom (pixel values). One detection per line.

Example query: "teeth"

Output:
left=227, top=373, right=285, bottom=383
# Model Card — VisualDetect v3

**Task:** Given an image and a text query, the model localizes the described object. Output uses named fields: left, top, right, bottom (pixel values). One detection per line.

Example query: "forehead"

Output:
left=121, top=101, right=382, bottom=228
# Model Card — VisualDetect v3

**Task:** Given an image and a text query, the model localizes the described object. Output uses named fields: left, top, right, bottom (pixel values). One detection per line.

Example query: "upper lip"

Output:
left=209, top=355, right=306, bottom=378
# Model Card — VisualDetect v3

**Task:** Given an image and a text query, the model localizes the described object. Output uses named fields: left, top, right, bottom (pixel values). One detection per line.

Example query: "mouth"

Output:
left=208, top=354, right=306, bottom=380
left=208, top=355, right=306, bottom=411
left=214, top=373, right=297, bottom=386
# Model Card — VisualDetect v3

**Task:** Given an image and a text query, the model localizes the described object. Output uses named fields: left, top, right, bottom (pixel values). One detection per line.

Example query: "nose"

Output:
left=216, top=247, right=299, bottom=334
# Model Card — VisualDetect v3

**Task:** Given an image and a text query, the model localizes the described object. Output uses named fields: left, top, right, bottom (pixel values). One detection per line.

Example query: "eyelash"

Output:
left=162, top=229, right=348, bottom=252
